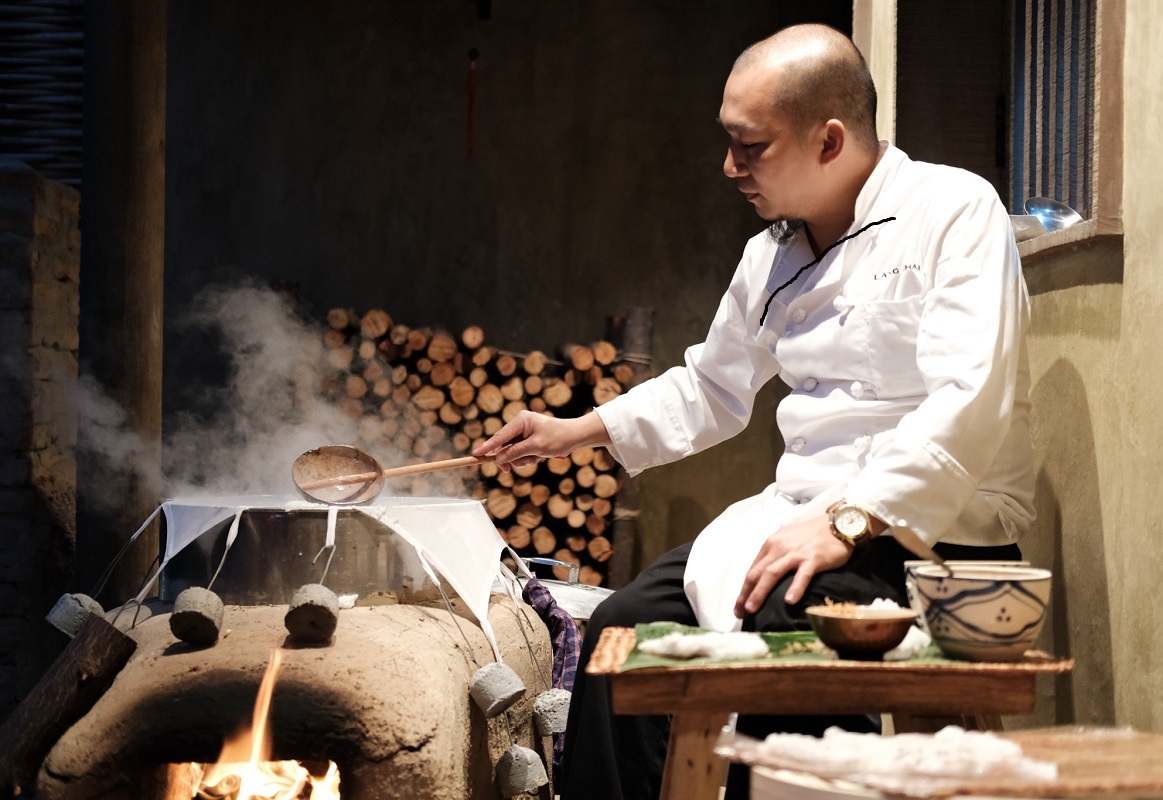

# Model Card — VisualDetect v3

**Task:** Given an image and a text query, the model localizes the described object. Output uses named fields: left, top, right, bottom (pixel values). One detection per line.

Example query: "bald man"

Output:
left=476, top=23, right=1034, bottom=800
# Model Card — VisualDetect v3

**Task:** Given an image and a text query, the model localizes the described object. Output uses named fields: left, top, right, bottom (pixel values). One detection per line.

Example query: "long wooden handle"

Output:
left=298, top=471, right=381, bottom=491
left=380, top=454, right=495, bottom=480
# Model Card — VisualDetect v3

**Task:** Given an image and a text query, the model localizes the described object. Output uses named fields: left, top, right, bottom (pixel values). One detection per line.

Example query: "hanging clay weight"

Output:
left=533, top=687, right=571, bottom=736
left=169, top=587, right=224, bottom=647
left=469, top=661, right=526, bottom=717
left=45, top=593, right=105, bottom=638
left=496, top=743, right=549, bottom=796
left=285, top=583, right=339, bottom=644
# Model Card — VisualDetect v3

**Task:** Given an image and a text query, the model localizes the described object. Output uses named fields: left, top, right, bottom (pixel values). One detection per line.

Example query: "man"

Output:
left=474, top=23, right=1034, bottom=800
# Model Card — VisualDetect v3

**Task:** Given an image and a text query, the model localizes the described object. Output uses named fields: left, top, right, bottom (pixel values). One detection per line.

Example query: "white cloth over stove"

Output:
left=128, top=494, right=509, bottom=660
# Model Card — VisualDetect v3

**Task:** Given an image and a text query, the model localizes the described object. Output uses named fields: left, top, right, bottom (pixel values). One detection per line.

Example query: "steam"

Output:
left=78, top=281, right=419, bottom=507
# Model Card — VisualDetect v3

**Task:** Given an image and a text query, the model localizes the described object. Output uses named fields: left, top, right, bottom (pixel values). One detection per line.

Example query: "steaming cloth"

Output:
left=127, top=494, right=509, bottom=660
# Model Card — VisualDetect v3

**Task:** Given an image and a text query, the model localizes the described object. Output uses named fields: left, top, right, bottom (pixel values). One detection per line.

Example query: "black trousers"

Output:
left=558, top=536, right=1022, bottom=800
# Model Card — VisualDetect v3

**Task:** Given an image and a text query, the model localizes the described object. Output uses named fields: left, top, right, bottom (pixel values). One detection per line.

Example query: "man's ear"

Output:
left=819, top=119, right=845, bottom=165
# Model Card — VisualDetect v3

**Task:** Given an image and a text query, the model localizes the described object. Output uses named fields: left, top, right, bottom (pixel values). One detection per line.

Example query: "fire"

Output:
left=189, top=649, right=341, bottom=799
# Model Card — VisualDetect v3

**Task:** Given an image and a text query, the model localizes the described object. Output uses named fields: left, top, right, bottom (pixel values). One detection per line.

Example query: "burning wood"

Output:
left=189, top=650, right=341, bottom=800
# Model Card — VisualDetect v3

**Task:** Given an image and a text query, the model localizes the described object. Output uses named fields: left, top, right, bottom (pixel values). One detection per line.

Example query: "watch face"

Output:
left=834, top=505, right=869, bottom=538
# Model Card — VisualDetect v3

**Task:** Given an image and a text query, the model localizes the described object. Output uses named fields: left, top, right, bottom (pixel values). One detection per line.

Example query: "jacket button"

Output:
left=803, top=377, right=818, bottom=391
left=789, top=437, right=806, bottom=453
left=791, top=308, right=807, bottom=324
left=851, top=381, right=865, bottom=398
left=854, top=434, right=872, bottom=452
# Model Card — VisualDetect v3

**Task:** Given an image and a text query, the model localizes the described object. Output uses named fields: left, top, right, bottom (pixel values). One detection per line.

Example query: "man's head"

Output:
left=719, top=24, right=880, bottom=233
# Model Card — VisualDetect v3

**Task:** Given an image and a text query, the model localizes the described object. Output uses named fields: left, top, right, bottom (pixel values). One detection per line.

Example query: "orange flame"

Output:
left=191, top=649, right=341, bottom=799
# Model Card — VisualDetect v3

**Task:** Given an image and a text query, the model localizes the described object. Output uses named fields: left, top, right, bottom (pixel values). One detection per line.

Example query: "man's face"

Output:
left=718, top=66, right=816, bottom=222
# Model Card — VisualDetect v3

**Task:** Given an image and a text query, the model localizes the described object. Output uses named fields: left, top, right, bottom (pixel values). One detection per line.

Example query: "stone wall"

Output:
left=0, top=158, right=79, bottom=720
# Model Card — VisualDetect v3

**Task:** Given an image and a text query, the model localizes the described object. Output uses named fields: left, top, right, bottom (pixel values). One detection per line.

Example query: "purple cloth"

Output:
left=521, top=575, right=582, bottom=775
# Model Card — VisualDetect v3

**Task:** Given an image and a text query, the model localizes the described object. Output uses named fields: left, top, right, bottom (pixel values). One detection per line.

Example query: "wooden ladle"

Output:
left=292, top=445, right=494, bottom=505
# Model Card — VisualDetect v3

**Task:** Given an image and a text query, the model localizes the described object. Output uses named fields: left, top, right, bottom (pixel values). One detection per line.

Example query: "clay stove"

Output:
left=35, top=501, right=553, bottom=799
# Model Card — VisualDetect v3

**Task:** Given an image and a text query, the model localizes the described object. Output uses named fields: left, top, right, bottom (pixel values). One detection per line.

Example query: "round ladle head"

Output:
left=292, top=445, right=385, bottom=505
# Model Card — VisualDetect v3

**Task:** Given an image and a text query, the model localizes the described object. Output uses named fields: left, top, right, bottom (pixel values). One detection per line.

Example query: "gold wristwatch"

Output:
left=826, top=500, right=875, bottom=547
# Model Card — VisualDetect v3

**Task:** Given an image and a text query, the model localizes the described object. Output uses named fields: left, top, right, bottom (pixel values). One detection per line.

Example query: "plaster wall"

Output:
left=858, top=0, right=1161, bottom=731
left=164, top=1, right=851, bottom=570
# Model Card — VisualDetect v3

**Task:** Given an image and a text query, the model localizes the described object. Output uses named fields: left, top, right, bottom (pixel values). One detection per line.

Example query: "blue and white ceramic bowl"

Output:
left=903, top=560, right=1029, bottom=635
left=910, top=564, right=1051, bottom=661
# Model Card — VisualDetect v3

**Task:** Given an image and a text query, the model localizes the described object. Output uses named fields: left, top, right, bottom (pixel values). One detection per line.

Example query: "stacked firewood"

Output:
left=318, top=308, right=645, bottom=587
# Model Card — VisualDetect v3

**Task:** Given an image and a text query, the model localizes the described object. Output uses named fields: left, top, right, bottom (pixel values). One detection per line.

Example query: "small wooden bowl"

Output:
left=805, top=605, right=918, bottom=661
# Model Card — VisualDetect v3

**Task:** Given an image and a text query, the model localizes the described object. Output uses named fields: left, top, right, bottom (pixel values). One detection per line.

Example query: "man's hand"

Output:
left=733, top=515, right=855, bottom=617
left=472, top=410, right=612, bottom=472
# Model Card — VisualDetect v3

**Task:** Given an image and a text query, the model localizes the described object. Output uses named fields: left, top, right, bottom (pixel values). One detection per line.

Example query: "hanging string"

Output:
left=758, top=216, right=896, bottom=329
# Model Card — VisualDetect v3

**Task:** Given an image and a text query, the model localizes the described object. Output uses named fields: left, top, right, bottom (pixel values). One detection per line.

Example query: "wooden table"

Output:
left=586, top=627, right=1074, bottom=800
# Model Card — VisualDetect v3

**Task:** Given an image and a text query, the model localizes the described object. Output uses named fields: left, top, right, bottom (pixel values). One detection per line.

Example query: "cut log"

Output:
left=477, top=384, right=504, bottom=415
left=452, top=431, right=471, bottom=452
left=551, top=550, right=580, bottom=580
left=430, top=361, right=456, bottom=387
left=586, top=514, right=608, bottom=537
left=566, top=509, right=586, bottom=529
left=523, top=375, right=543, bottom=396
left=496, top=354, right=517, bottom=377
left=547, top=494, right=574, bottom=519
left=405, top=373, right=423, bottom=391
left=570, top=447, right=595, bottom=467
left=567, top=534, right=587, bottom=552
left=512, top=478, right=533, bottom=498
left=496, top=469, right=515, bottom=488
left=529, top=484, right=551, bottom=506
left=574, top=493, right=595, bottom=512
left=513, top=462, right=539, bottom=479
left=534, top=527, right=558, bottom=555
left=613, top=363, right=634, bottom=385
left=377, top=340, right=399, bottom=362
left=358, top=415, right=383, bottom=443
left=415, top=357, right=433, bottom=375
left=591, top=340, right=617, bottom=366
left=487, top=487, right=517, bottom=520
left=479, top=460, right=500, bottom=479
left=327, top=307, right=353, bottom=330
left=471, top=346, right=496, bottom=367
left=463, top=419, right=484, bottom=439
left=391, top=364, right=409, bottom=385
left=439, top=403, right=462, bottom=426
left=357, top=339, right=378, bottom=361
left=362, top=359, right=385, bottom=384
left=516, top=503, right=543, bottom=530
left=360, top=309, right=393, bottom=339
left=323, top=328, right=347, bottom=349
left=406, top=327, right=431, bottom=351
left=561, top=343, right=594, bottom=371
left=587, top=536, right=613, bottom=562
left=0, top=615, right=136, bottom=797
left=469, top=366, right=489, bottom=388
left=558, top=477, right=576, bottom=495
left=428, top=333, right=458, bottom=363
left=449, top=376, right=476, bottom=406
left=523, top=349, right=547, bottom=375
left=575, top=465, right=597, bottom=489
left=483, top=417, right=503, bottom=436
left=344, top=374, right=368, bottom=399
left=461, top=325, right=485, bottom=349
left=579, top=565, right=604, bottom=586
left=389, top=324, right=411, bottom=346
left=542, top=378, right=572, bottom=408
left=412, top=385, right=446, bottom=411
left=592, top=447, right=618, bottom=472
left=529, top=397, right=548, bottom=413
left=500, top=376, right=525, bottom=402
left=593, top=376, right=622, bottom=405
left=336, top=397, right=363, bottom=419
left=547, top=457, right=572, bottom=476
left=594, top=474, right=619, bottom=498
left=592, top=497, right=613, bottom=518
left=504, top=525, right=532, bottom=549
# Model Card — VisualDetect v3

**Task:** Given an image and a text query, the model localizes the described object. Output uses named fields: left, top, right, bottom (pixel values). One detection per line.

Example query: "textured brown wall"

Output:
left=0, top=159, right=80, bottom=720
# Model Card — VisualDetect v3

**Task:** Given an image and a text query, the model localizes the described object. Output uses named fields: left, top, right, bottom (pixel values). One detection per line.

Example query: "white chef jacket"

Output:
left=595, top=143, right=1036, bottom=632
